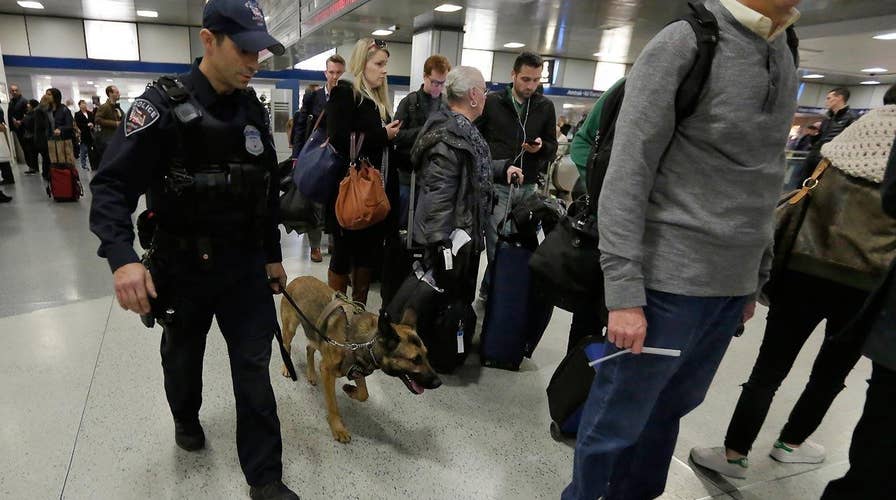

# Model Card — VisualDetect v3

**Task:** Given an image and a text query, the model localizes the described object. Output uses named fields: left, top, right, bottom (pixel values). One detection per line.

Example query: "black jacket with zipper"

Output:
left=475, top=86, right=557, bottom=185
left=411, top=108, right=502, bottom=253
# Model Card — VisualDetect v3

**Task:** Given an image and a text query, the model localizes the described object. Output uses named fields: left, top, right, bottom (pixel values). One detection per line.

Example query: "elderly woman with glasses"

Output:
left=409, top=66, right=513, bottom=302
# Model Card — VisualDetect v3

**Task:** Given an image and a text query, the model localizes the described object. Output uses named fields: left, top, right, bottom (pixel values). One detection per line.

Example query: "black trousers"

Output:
left=568, top=310, right=605, bottom=354
left=149, top=246, right=282, bottom=486
left=724, top=270, right=868, bottom=455
left=0, top=161, right=13, bottom=182
left=822, top=362, right=896, bottom=500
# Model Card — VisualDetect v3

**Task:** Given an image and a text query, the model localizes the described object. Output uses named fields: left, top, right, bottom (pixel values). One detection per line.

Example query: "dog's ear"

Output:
left=378, top=309, right=400, bottom=350
left=400, top=307, right=417, bottom=328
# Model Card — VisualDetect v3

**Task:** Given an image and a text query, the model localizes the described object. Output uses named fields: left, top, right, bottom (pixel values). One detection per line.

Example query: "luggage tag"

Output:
left=443, top=247, right=453, bottom=271
left=456, top=320, right=465, bottom=354
left=536, top=224, right=546, bottom=245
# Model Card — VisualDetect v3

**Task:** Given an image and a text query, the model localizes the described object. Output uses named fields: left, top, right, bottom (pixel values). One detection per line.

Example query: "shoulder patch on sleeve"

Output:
left=124, top=98, right=160, bottom=137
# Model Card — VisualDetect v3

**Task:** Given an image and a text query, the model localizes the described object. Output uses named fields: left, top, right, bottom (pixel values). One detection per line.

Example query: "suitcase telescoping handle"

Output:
left=406, top=169, right=416, bottom=250
left=498, top=173, right=521, bottom=237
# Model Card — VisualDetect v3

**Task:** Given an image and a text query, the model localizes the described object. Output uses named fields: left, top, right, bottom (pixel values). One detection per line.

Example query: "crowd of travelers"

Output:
left=279, top=15, right=896, bottom=497
left=8, top=0, right=896, bottom=497
left=0, top=83, right=123, bottom=202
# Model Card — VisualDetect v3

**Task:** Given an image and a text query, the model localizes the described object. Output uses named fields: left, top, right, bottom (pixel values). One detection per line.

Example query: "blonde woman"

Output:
left=324, top=38, right=401, bottom=304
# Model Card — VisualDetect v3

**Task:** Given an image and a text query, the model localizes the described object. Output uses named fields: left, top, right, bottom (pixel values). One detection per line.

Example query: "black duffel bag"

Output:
left=528, top=80, right=625, bottom=320
left=529, top=197, right=606, bottom=319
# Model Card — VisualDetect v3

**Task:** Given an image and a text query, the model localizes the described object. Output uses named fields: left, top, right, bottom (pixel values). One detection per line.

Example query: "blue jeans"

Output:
left=563, top=290, right=748, bottom=500
left=79, top=141, right=90, bottom=169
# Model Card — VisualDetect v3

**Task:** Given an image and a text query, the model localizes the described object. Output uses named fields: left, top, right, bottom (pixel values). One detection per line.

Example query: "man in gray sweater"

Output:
left=563, top=0, right=800, bottom=498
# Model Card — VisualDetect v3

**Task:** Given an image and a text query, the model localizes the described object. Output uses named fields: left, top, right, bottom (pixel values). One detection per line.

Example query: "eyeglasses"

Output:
left=368, top=39, right=387, bottom=50
left=427, top=76, right=446, bottom=87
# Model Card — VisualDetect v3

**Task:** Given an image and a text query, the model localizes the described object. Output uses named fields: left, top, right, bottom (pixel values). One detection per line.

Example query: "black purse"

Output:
left=528, top=84, right=624, bottom=319
left=529, top=197, right=604, bottom=315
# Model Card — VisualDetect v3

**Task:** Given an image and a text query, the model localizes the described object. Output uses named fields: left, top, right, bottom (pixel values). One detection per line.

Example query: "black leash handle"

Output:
left=269, top=279, right=298, bottom=381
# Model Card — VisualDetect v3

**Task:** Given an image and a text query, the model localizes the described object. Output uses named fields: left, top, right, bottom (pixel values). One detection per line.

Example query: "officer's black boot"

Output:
left=249, top=479, right=300, bottom=500
left=174, top=419, right=205, bottom=451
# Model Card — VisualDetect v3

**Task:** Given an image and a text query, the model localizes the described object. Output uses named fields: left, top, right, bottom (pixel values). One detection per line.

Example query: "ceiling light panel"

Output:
left=504, top=42, right=525, bottom=48
left=434, top=3, right=463, bottom=12
left=371, top=29, right=393, bottom=36
left=861, top=80, right=881, bottom=85
left=17, top=1, right=44, bottom=9
left=136, top=10, right=158, bottom=18
left=802, top=74, right=824, bottom=79
left=873, top=32, right=896, bottom=40
left=861, top=67, right=888, bottom=73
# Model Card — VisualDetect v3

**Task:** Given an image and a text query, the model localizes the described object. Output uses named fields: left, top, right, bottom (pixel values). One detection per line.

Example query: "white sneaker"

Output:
left=769, top=439, right=826, bottom=464
left=690, top=446, right=749, bottom=479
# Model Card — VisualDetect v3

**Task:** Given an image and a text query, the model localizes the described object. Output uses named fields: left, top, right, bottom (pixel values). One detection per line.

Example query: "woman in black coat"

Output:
left=410, top=66, right=516, bottom=303
left=822, top=140, right=896, bottom=500
left=74, top=99, right=95, bottom=170
left=323, top=38, right=401, bottom=304
left=33, top=95, right=54, bottom=180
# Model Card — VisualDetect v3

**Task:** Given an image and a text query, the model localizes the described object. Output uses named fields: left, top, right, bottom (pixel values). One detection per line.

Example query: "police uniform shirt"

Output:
left=89, top=59, right=281, bottom=272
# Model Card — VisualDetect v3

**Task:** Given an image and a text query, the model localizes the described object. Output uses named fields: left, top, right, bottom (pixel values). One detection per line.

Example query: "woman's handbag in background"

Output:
left=48, top=137, right=76, bottom=166
left=764, top=158, right=830, bottom=299
left=294, top=110, right=346, bottom=204
left=335, top=132, right=391, bottom=230
left=278, top=159, right=321, bottom=235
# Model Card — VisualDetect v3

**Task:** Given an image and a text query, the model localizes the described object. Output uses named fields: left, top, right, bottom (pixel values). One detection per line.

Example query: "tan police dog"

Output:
left=279, top=276, right=442, bottom=443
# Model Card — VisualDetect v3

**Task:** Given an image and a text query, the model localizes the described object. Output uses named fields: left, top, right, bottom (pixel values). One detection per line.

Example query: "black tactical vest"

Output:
left=150, top=77, right=276, bottom=245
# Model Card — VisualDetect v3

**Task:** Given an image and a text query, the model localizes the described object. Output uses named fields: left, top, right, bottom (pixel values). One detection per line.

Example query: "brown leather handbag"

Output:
left=335, top=132, right=391, bottom=230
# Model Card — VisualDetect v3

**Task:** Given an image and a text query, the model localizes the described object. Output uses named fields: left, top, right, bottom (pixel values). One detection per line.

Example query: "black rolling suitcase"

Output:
left=381, top=170, right=424, bottom=306
left=384, top=171, right=475, bottom=374
left=546, top=335, right=609, bottom=440
left=480, top=183, right=554, bottom=371
left=386, top=264, right=476, bottom=373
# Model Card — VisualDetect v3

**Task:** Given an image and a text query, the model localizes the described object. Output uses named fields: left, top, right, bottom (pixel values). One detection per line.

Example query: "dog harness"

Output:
left=315, top=293, right=380, bottom=380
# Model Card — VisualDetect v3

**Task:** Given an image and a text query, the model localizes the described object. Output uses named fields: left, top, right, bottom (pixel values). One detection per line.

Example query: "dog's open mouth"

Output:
left=400, top=374, right=425, bottom=395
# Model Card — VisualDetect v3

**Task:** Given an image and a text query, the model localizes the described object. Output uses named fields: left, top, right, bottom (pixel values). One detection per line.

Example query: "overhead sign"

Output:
left=300, top=0, right=371, bottom=37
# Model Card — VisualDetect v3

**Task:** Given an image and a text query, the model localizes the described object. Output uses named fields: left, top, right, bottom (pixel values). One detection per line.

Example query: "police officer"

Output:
left=89, top=1, right=298, bottom=498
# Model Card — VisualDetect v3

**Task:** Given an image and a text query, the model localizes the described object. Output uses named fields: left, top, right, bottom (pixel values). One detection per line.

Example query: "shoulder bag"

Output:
left=294, top=110, right=346, bottom=203
left=335, top=132, right=391, bottom=230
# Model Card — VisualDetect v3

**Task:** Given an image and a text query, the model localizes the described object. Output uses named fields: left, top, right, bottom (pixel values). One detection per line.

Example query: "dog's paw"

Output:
left=305, top=373, right=318, bottom=386
left=331, top=427, right=352, bottom=443
left=281, top=364, right=292, bottom=378
left=342, top=383, right=357, bottom=395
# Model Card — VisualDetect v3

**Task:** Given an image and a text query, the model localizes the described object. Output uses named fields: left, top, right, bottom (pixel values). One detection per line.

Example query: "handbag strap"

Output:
left=349, top=132, right=366, bottom=164
left=787, top=158, right=831, bottom=205
left=310, top=110, right=326, bottom=133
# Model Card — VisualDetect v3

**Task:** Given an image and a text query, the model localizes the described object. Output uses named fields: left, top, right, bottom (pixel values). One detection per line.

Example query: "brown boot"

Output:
left=310, top=247, right=323, bottom=263
left=350, top=267, right=373, bottom=306
left=328, top=270, right=349, bottom=294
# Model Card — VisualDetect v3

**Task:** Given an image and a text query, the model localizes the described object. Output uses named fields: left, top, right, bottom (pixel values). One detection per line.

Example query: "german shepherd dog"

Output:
left=279, top=276, right=442, bottom=443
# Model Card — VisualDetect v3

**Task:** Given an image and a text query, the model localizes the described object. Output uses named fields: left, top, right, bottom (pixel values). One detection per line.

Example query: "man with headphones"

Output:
left=475, top=51, right=558, bottom=300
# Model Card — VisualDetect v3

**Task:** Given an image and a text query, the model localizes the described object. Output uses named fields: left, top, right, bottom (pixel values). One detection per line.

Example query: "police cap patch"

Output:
left=125, top=98, right=160, bottom=137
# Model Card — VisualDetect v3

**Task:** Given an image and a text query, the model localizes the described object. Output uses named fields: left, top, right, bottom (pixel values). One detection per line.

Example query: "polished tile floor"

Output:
left=0, top=161, right=869, bottom=499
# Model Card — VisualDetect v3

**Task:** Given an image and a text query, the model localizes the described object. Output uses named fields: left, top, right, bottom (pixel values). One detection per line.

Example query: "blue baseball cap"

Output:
left=203, top=0, right=285, bottom=56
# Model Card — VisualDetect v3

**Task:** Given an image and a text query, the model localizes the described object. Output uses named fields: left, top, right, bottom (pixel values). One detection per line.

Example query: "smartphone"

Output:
left=524, top=138, right=539, bottom=146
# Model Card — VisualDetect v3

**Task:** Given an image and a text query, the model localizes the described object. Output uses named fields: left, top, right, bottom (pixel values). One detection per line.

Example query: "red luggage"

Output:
left=49, top=165, right=82, bottom=202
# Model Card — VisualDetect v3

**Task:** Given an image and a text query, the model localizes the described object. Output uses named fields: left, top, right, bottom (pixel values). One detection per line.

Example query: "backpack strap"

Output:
left=586, top=82, right=626, bottom=207
left=676, top=1, right=720, bottom=122
left=785, top=25, right=799, bottom=67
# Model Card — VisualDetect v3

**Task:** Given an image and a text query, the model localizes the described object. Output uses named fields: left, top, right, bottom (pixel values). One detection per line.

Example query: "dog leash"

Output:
left=278, top=285, right=378, bottom=353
